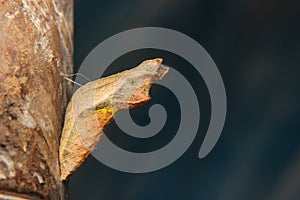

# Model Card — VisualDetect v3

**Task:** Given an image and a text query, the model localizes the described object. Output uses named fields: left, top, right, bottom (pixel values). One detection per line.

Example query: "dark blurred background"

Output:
left=70, top=0, right=300, bottom=199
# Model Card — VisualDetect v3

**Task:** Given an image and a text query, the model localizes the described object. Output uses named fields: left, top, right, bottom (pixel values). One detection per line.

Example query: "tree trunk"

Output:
left=0, top=0, right=73, bottom=199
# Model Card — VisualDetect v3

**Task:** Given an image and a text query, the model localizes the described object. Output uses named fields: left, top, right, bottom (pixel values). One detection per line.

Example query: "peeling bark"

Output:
left=0, top=0, right=73, bottom=199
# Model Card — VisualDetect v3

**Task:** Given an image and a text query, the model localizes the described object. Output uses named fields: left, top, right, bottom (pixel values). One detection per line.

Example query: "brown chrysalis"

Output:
left=59, top=58, right=169, bottom=180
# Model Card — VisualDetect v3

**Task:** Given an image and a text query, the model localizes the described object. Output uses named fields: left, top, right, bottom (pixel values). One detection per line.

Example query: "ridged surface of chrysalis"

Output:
left=59, top=58, right=169, bottom=180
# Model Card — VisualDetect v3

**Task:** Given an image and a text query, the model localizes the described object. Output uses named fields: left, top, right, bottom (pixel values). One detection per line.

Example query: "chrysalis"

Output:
left=59, top=58, right=169, bottom=180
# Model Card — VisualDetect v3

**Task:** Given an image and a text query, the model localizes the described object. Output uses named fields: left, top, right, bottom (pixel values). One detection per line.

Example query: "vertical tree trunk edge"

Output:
left=0, top=0, right=73, bottom=199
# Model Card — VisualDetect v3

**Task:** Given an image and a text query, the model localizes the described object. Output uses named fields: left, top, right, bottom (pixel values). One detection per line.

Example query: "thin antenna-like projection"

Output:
left=60, top=72, right=92, bottom=87
left=61, top=72, right=91, bottom=82
left=62, top=76, right=83, bottom=87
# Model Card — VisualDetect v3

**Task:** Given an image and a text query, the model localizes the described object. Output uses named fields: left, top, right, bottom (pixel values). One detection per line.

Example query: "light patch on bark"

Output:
left=32, top=172, right=45, bottom=184
left=0, top=150, right=16, bottom=180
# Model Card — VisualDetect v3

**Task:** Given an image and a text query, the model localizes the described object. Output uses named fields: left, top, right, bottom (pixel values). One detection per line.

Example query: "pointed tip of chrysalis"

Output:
left=137, top=58, right=169, bottom=80
left=154, top=58, right=163, bottom=64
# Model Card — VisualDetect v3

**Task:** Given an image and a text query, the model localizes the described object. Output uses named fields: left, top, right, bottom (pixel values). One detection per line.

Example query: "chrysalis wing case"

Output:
left=59, top=58, right=169, bottom=180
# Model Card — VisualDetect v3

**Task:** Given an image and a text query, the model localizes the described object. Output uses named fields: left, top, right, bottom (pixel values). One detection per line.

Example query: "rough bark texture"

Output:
left=0, top=0, right=73, bottom=199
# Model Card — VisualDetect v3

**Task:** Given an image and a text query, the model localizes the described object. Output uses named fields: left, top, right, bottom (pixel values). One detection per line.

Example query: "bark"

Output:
left=0, top=0, right=73, bottom=199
